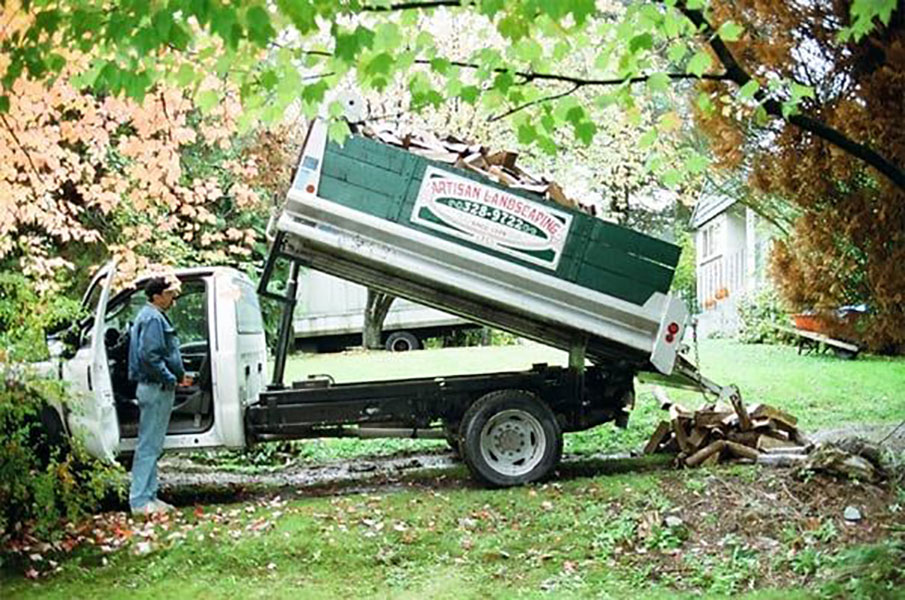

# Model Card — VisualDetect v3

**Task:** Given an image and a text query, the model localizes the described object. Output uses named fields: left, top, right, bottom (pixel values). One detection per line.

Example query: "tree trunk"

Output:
left=363, top=289, right=395, bottom=349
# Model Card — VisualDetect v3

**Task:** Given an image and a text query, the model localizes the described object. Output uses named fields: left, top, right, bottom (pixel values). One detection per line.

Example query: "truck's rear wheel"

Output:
left=385, top=331, right=420, bottom=352
left=459, top=389, right=562, bottom=487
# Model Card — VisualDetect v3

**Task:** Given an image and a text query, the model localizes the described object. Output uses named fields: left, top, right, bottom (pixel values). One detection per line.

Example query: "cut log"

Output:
left=687, top=427, right=707, bottom=450
left=729, top=391, right=752, bottom=431
left=486, top=150, right=518, bottom=169
left=700, top=451, right=722, bottom=467
left=651, top=386, right=672, bottom=411
left=644, top=421, right=672, bottom=455
left=761, top=445, right=808, bottom=455
left=696, top=410, right=733, bottom=428
left=726, top=431, right=761, bottom=446
left=686, top=440, right=726, bottom=467
left=756, top=435, right=800, bottom=452
left=672, top=417, right=692, bottom=453
left=724, top=441, right=761, bottom=461
left=751, top=404, right=798, bottom=428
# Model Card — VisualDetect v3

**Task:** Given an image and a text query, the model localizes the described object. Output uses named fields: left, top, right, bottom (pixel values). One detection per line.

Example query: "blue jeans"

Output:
left=129, top=382, right=174, bottom=509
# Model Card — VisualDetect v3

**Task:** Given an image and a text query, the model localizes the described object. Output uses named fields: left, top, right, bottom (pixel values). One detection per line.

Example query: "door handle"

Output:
left=245, top=365, right=251, bottom=378
left=87, top=365, right=92, bottom=391
left=257, top=363, right=263, bottom=373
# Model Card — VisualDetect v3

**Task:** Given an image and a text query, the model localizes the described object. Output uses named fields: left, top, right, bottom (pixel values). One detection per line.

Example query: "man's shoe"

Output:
left=151, top=499, right=176, bottom=513
left=131, top=503, right=165, bottom=517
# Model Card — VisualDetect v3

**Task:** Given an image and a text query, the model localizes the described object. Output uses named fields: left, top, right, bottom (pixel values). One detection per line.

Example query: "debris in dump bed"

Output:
left=645, top=386, right=814, bottom=468
left=358, top=122, right=594, bottom=215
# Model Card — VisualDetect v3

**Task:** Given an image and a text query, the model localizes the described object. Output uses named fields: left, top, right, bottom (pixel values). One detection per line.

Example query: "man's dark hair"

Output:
left=144, top=277, right=170, bottom=300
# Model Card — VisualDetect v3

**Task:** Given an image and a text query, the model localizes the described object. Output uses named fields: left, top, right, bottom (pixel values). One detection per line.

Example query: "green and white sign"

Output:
left=412, top=167, right=573, bottom=270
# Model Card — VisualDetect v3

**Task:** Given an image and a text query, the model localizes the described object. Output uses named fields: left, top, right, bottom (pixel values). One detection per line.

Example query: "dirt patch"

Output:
left=609, top=468, right=904, bottom=592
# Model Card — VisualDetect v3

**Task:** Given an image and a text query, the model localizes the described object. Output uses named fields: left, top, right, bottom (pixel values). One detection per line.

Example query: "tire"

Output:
left=385, top=331, right=420, bottom=352
left=459, top=389, right=562, bottom=487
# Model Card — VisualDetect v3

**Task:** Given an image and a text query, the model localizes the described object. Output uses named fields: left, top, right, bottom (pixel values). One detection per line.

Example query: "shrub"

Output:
left=737, top=287, right=795, bottom=345
left=0, top=366, right=125, bottom=540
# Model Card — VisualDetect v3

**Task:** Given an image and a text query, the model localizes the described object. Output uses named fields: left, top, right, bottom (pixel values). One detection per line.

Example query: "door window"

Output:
left=235, top=278, right=264, bottom=334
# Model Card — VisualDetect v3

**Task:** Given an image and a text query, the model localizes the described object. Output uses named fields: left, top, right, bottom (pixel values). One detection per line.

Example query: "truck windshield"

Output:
left=235, top=278, right=264, bottom=334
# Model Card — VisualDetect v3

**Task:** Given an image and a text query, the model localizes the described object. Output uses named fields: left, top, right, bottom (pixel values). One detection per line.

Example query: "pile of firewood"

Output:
left=645, top=388, right=811, bottom=467
left=358, top=123, right=592, bottom=214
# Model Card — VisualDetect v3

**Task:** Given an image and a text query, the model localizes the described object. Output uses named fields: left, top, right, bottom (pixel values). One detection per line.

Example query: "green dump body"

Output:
left=315, top=134, right=681, bottom=307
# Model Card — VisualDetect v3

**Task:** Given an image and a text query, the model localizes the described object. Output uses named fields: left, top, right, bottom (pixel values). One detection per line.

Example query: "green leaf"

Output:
left=754, top=105, right=769, bottom=126
left=328, top=119, right=351, bottom=144
left=574, top=121, right=596, bottom=145
left=0, top=95, right=9, bottom=113
left=564, top=105, right=585, bottom=126
left=328, top=100, right=344, bottom=118
left=696, top=91, right=714, bottom=114
left=684, top=151, right=709, bottom=174
left=460, top=85, right=479, bottom=104
left=430, top=57, right=451, bottom=74
left=647, top=72, right=670, bottom=93
left=790, top=82, right=815, bottom=101
left=540, top=112, right=555, bottom=133
left=259, top=69, right=279, bottom=90
left=781, top=100, right=797, bottom=118
left=639, top=128, right=658, bottom=149
left=246, top=5, right=276, bottom=47
left=537, top=134, right=557, bottom=155
left=716, top=21, right=744, bottom=42
left=513, top=39, right=543, bottom=63
left=334, top=26, right=374, bottom=63
left=567, top=0, right=596, bottom=26
left=667, top=42, right=688, bottom=63
left=686, top=51, right=712, bottom=77
left=197, top=89, right=219, bottom=114
left=498, top=14, right=529, bottom=40
left=662, top=169, right=682, bottom=188
left=629, top=33, right=653, bottom=53
left=843, top=0, right=897, bottom=41
left=493, top=71, right=515, bottom=94
left=364, top=52, right=394, bottom=78
left=374, top=23, right=402, bottom=51
left=738, top=79, right=760, bottom=101
left=517, top=123, right=537, bottom=144
left=301, top=81, right=328, bottom=106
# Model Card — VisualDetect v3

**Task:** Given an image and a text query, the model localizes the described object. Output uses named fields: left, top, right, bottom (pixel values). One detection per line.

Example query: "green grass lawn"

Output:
left=3, top=339, right=904, bottom=598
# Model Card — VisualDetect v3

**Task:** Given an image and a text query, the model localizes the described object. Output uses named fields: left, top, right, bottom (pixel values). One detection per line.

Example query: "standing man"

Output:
left=127, top=276, right=187, bottom=516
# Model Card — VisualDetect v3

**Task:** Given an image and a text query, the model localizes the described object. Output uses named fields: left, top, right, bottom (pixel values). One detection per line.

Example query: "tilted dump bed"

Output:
left=274, top=120, right=690, bottom=374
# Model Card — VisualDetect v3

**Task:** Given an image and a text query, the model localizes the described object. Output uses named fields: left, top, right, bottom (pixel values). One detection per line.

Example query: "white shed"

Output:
left=690, top=196, right=770, bottom=335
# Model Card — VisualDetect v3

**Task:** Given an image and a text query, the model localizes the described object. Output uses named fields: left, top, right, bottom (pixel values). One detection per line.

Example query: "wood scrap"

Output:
left=359, top=123, right=587, bottom=213
left=643, top=421, right=672, bottom=455
left=644, top=388, right=812, bottom=468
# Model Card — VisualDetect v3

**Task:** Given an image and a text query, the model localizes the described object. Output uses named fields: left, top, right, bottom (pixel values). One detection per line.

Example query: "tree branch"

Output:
left=0, top=113, right=43, bottom=183
left=488, top=83, right=582, bottom=122
left=676, top=1, right=905, bottom=192
left=300, top=48, right=731, bottom=88
left=362, top=0, right=462, bottom=11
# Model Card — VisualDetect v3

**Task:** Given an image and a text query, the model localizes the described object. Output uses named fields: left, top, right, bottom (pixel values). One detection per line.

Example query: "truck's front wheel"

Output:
left=460, top=389, right=562, bottom=487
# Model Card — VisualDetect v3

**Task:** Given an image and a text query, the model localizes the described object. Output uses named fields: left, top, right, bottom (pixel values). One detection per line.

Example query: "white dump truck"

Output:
left=41, top=119, right=738, bottom=487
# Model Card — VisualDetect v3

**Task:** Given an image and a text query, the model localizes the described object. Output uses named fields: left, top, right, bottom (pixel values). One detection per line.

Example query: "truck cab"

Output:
left=53, top=261, right=267, bottom=462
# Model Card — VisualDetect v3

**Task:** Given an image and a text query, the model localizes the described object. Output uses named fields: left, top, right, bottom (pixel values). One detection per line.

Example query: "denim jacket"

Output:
left=128, top=304, right=185, bottom=387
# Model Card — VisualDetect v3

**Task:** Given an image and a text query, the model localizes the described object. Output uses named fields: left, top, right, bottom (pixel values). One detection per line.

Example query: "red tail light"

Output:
left=667, top=322, right=679, bottom=334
